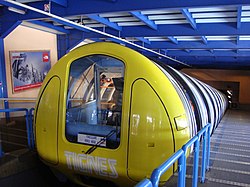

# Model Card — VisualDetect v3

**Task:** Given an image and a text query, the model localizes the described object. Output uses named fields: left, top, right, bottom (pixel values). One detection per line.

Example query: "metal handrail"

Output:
left=0, top=108, right=34, bottom=157
left=136, top=123, right=211, bottom=187
left=150, top=149, right=185, bottom=187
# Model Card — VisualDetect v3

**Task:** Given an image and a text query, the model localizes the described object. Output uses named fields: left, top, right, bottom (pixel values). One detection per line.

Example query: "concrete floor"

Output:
left=0, top=109, right=250, bottom=187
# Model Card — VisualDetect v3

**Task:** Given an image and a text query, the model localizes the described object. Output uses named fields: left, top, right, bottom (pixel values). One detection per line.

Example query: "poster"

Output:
left=10, top=50, right=51, bottom=92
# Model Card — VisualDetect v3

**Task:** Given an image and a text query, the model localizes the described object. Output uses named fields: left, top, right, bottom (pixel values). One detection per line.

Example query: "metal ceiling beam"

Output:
left=167, top=50, right=250, bottom=57
left=51, top=18, right=90, bottom=32
left=237, top=6, right=242, bottom=29
left=142, top=41, right=250, bottom=49
left=167, top=36, right=178, bottom=44
left=86, top=14, right=122, bottom=31
left=181, top=9, right=196, bottom=29
left=236, top=36, right=240, bottom=45
left=2, top=0, right=189, bottom=67
left=201, top=36, right=207, bottom=44
left=161, top=49, right=168, bottom=54
left=28, top=20, right=70, bottom=34
left=130, top=11, right=157, bottom=30
left=184, top=49, right=191, bottom=53
left=135, top=37, right=151, bottom=45
left=117, top=23, right=250, bottom=37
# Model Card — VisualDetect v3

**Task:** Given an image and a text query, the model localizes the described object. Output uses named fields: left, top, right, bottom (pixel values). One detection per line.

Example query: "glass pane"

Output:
left=66, top=55, right=124, bottom=149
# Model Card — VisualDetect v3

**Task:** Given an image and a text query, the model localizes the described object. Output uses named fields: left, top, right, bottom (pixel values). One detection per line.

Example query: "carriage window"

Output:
left=66, top=55, right=124, bottom=149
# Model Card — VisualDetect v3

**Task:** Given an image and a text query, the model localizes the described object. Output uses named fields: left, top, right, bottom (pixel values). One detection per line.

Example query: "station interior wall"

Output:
left=1, top=25, right=57, bottom=115
left=1, top=25, right=250, bottom=112
left=182, top=68, right=250, bottom=107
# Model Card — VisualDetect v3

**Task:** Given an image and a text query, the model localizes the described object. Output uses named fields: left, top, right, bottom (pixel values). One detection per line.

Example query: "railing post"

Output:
left=135, top=124, right=211, bottom=187
left=0, top=140, right=3, bottom=158
left=24, top=109, right=32, bottom=149
left=4, top=99, right=10, bottom=120
left=177, top=152, right=185, bottom=187
left=29, top=108, right=35, bottom=150
left=206, top=124, right=211, bottom=171
left=200, top=127, right=208, bottom=183
left=181, top=148, right=187, bottom=187
left=192, top=137, right=200, bottom=187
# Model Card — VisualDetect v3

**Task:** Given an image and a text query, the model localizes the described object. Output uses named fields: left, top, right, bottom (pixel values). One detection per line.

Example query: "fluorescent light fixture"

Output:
left=8, top=7, right=26, bottom=15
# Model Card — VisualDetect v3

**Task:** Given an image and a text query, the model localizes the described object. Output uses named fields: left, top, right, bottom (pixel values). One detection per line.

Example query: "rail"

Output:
left=136, top=124, right=211, bottom=187
left=0, top=108, right=35, bottom=158
left=0, top=98, right=36, bottom=119
left=29, top=108, right=35, bottom=150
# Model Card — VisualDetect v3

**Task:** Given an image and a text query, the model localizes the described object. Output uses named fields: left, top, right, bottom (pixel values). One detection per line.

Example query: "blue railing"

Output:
left=0, top=108, right=35, bottom=157
left=136, top=124, right=211, bottom=187
left=29, top=108, right=35, bottom=150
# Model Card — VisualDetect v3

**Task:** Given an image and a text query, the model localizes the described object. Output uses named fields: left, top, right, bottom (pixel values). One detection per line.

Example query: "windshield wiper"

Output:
left=83, top=130, right=116, bottom=154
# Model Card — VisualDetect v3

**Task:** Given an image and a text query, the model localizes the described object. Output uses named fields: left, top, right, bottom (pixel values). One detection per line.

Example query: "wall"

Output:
left=4, top=25, right=58, bottom=99
left=182, top=69, right=250, bottom=105
left=1, top=25, right=58, bottom=114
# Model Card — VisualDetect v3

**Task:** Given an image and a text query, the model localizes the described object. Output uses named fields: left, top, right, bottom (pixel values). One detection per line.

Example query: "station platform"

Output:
left=166, top=109, right=250, bottom=187
left=0, top=109, right=250, bottom=187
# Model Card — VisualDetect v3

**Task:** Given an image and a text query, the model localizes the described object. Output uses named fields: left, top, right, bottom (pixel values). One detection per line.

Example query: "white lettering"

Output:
left=78, top=154, right=87, bottom=173
left=108, top=159, right=118, bottom=178
left=73, top=152, right=79, bottom=171
left=64, top=151, right=118, bottom=178
left=98, top=157, right=108, bottom=176
left=64, top=151, right=73, bottom=169
left=87, top=155, right=99, bottom=175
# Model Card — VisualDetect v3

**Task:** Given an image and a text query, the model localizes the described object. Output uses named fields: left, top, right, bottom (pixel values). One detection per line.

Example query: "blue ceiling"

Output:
left=1, top=0, right=250, bottom=69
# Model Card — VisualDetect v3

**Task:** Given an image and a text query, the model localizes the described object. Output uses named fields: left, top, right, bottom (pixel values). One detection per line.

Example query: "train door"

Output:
left=35, top=76, right=61, bottom=164
left=128, top=79, right=174, bottom=182
left=61, top=55, right=127, bottom=182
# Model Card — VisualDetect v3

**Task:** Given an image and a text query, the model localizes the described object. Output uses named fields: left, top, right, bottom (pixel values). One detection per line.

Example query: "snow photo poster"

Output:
left=10, top=50, right=51, bottom=92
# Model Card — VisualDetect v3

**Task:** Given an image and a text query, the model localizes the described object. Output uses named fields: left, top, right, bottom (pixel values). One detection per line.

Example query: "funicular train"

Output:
left=34, top=42, right=227, bottom=186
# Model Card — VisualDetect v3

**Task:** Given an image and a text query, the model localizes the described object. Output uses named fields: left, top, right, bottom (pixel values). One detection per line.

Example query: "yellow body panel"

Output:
left=35, top=76, right=60, bottom=164
left=35, top=42, right=191, bottom=186
left=128, top=79, right=174, bottom=181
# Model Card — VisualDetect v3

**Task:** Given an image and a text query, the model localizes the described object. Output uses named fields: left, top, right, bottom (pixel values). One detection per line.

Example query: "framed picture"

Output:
left=10, top=50, right=51, bottom=92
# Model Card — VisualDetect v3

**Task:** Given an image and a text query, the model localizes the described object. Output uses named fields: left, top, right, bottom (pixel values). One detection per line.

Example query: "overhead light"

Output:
left=8, top=7, right=26, bottom=15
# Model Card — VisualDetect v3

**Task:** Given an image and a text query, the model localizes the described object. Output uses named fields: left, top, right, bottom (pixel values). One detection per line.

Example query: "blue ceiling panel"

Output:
left=2, top=0, right=250, bottom=69
left=181, top=9, right=197, bottom=29
left=45, top=0, right=250, bottom=16
left=237, top=6, right=242, bottom=29
left=28, top=20, right=70, bottom=34
left=86, top=14, right=122, bottom=31
left=50, top=0, right=67, bottom=7
left=166, top=50, right=250, bottom=57
left=130, top=11, right=157, bottom=30
left=120, top=23, right=250, bottom=37
left=167, top=37, right=178, bottom=44
left=146, top=41, right=250, bottom=49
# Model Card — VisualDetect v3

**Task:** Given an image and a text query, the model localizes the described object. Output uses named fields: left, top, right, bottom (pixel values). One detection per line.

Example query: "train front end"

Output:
left=34, top=42, right=193, bottom=186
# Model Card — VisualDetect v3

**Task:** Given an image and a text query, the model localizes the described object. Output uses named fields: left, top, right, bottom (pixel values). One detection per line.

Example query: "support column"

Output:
left=0, top=37, right=9, bottom=110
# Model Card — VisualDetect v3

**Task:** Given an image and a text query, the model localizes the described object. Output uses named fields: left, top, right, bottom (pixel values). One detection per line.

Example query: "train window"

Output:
left=65, top=55, right=124, bottom=149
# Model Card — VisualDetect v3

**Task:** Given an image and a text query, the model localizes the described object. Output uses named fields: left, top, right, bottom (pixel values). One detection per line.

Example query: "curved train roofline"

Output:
left=34, top=42, right=227, bottom=187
